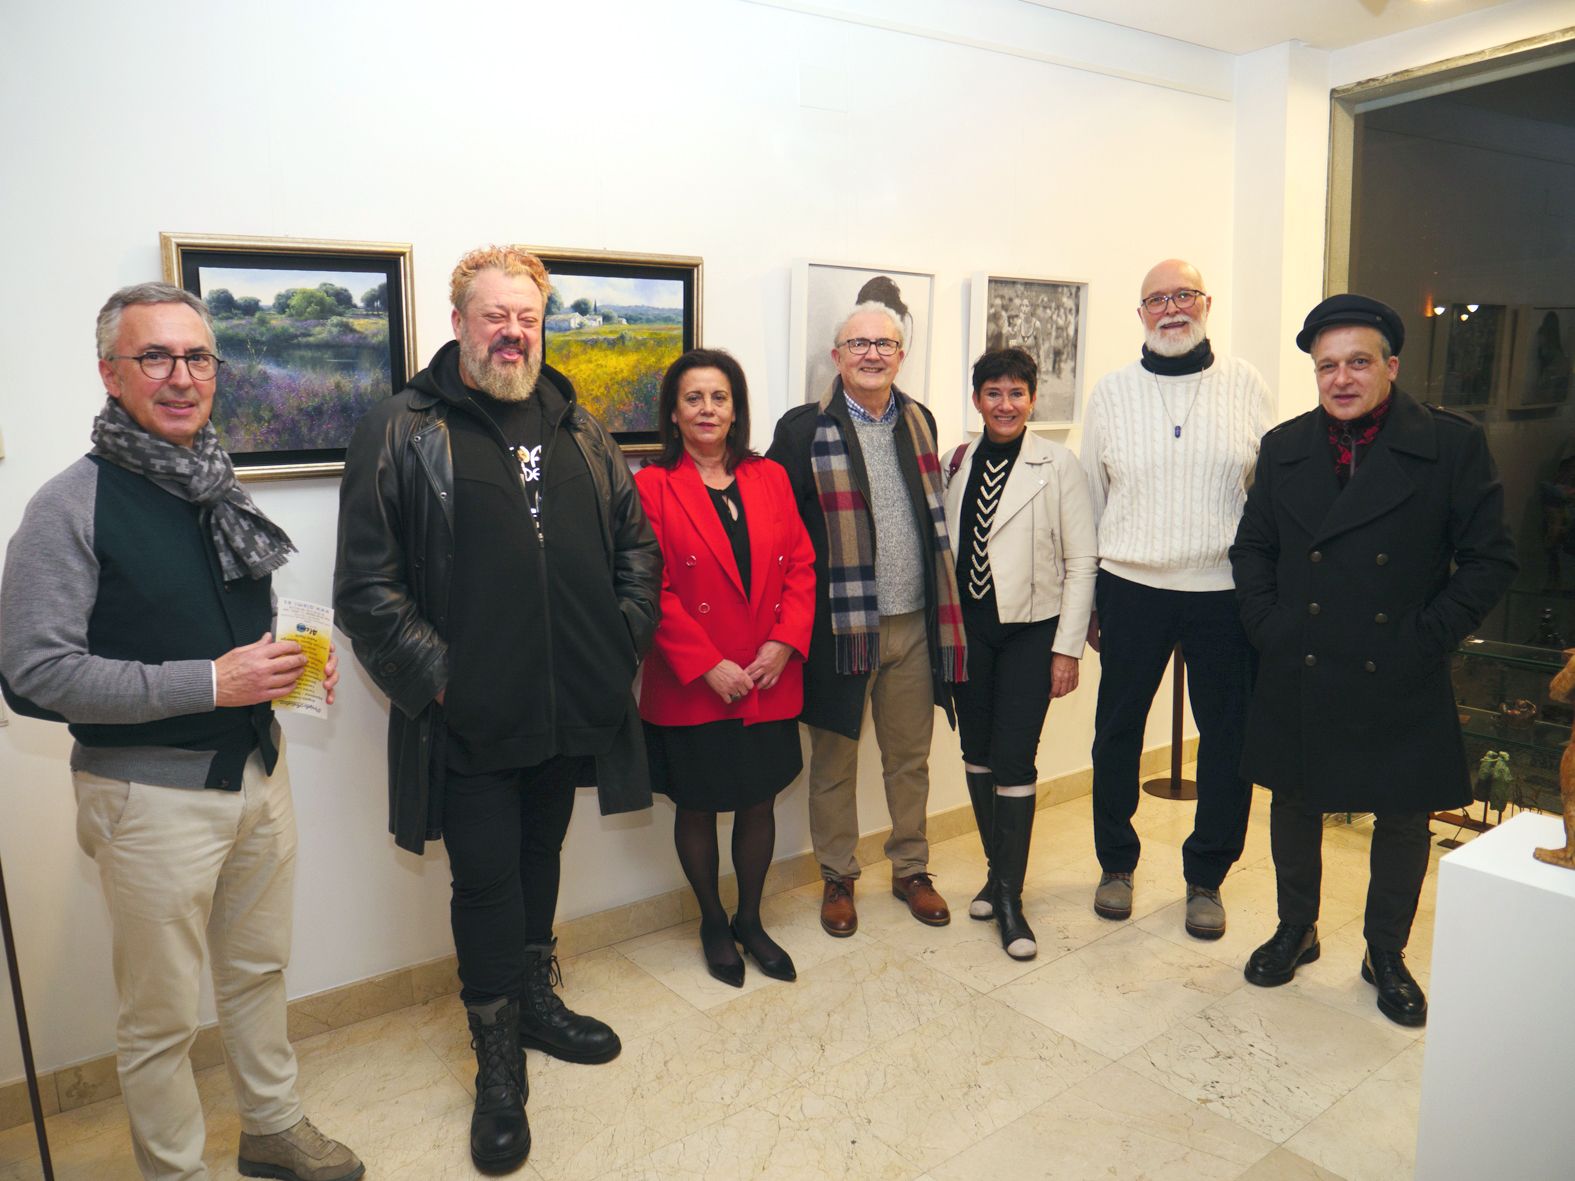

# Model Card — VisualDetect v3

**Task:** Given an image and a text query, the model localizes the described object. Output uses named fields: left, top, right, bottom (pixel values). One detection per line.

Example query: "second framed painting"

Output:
left=532, top=247, right=702, bottom=454
left=967, top=273, right=1089, bottom=430
left=790, top=261, right=935, bottom=406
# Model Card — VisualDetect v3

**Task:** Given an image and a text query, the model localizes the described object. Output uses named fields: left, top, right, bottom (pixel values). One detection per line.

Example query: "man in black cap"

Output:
left=1229, top=293, right=1516, bottom=1026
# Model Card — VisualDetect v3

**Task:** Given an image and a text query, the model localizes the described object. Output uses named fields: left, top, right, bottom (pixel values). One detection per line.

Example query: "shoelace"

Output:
left=471, top=1021, right=522, bottom=1090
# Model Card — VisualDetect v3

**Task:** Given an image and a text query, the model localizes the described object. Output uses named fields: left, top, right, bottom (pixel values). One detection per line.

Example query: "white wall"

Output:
left=1, top=0, right=1563, bottom=1084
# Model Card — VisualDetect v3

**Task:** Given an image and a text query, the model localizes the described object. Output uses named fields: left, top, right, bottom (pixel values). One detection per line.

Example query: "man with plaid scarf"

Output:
left=768, top=301, right=968, bottom=937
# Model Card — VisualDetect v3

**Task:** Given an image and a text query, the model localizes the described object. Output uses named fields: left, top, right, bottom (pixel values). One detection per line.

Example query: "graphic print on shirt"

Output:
left=513, top=444, right=543, bottom=520
left=968, top=457, right=1009, bottom=600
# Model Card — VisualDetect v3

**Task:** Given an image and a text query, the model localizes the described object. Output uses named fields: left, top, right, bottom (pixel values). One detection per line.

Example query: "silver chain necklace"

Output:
left=1153, top=370, right=1205, bottom=439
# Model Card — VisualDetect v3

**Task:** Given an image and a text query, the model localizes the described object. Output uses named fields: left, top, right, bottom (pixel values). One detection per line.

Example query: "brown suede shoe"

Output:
left=238, top=1116, right=363, bottom=1180
left=820, top=877, right=857, bottom=937
left=892, top=873, right=951, bottom=926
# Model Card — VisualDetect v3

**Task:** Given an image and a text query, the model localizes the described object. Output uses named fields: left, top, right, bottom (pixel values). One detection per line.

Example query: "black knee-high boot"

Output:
left=992, top=794, right=1037, bottom=960
left=965, top=770, right=996, bottom=920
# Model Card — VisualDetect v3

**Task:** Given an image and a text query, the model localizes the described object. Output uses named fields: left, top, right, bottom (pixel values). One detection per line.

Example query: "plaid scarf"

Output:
left=91, top=398, right=295, bottom=581
left=810, top=381, right=967, bottom=680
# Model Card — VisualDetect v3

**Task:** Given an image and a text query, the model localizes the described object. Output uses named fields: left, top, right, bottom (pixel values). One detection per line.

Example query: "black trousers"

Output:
left=1090, top=571, right=1254, bottom=888
left=442, top=757, right=579, bottom=1004
left=1270, top=796, right=1431, bottom=951
left=952, top=608, right=1059, bottom=786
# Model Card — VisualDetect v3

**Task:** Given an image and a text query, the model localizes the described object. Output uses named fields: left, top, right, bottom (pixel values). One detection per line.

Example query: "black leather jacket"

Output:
left=334, top=357, right=661, bottom=852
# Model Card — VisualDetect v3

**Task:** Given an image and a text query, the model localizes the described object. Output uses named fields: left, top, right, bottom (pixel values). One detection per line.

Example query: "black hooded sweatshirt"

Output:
left=411, top=341, right=640, bottom=774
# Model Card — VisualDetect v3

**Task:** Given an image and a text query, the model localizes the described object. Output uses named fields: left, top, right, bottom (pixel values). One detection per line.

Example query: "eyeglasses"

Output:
left=1139, top=289, right=1206, bottom=314
left=107, top=350, right=224, bottom=380
left=836, top=337, right=901, bottom=357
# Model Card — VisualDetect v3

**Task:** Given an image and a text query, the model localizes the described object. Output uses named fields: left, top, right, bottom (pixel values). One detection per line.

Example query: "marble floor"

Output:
left=0, top=783, right=1466, bottom=1180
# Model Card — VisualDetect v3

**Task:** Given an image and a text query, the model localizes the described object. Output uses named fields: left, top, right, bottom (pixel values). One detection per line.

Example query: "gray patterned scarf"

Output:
left=90, top=398, right=295, bottom=581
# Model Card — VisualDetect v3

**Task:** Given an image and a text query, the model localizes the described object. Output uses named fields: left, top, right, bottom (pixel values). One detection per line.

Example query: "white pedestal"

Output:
left=1414, top=812, right=1575, bottom=1181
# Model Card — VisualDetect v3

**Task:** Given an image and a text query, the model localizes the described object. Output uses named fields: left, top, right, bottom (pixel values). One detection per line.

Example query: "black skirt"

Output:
left=644, top=717, right=803, bottom=812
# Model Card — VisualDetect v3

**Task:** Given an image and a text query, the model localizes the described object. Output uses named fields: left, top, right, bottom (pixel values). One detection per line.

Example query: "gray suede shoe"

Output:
left=1185, top=885, right=1226, bottom=940
left=238, top=1117, right=363, bottom=1180
left=1093, top=871, right=1133, bottom=920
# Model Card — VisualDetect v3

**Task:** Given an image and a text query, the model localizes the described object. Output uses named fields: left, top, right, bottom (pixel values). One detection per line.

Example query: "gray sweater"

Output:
left=1, top=456, right=278, bottom=788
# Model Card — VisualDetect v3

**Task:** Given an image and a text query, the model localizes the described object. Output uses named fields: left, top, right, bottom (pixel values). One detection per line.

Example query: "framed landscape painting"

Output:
left=790, top=260, right=934, bottom=405
left=531, top=247, right=703, bottom=454
left=967, top=273, right=1088, bottom=430
left=161, top=232, right=417, bottom=479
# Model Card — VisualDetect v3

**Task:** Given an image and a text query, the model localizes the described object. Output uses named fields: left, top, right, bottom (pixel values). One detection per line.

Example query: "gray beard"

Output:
left=1145, top=317, right=1207, bottom=357
left=463, top=342, right=542, bottom=403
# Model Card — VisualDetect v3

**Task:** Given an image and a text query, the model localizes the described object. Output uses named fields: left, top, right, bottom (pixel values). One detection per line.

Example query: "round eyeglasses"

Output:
left=1139, top=290, right=1205, bottom=314
left=107, top=350, right=224, bottom=380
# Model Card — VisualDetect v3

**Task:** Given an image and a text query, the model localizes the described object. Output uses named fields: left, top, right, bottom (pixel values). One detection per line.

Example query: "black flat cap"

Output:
left=1295, top=293, right=1405, bottom=355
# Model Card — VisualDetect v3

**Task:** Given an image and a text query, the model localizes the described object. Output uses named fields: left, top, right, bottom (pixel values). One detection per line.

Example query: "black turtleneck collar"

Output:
left=1140, top=339, right=1215, bottom=376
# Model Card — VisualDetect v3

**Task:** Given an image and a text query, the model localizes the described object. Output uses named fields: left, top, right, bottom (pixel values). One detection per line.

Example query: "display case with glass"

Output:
left=1450, top=636, right=1571, bottom=825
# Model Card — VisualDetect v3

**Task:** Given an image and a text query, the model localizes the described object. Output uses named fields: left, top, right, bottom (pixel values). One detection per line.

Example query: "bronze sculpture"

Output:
left=1533, top=647, right=1575, bottom=869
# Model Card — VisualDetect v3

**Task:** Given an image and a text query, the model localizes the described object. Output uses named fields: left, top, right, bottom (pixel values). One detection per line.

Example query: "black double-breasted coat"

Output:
left=1229, top=387, right=1517, bottom=812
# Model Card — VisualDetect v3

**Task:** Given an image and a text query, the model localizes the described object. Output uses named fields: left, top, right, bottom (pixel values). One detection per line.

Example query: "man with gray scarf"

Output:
left=0, top=284, right=361, bottom=1181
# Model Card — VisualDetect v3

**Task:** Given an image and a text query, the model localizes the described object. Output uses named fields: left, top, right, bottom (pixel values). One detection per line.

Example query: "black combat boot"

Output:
left=465, top=997, right=529, bottom=1173
left=518, top=938, right=621, bottom=1064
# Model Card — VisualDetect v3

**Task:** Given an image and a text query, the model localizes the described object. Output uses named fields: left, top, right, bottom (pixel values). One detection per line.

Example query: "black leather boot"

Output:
left=991, top=793, right=1037, bottom=960
left=466, top=998, right=529, bottom=1173
left=965, top=770, right=997, bottom=920
left=1362, top=945, right=1427, bottom=1027
left=518, top=939, right=621, bottom=1064
left=1244, top=922, right=1319, bottom=987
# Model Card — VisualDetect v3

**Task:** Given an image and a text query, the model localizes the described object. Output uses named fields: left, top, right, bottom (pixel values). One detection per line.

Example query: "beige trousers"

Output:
left=74, top=749, right=303, bottom=1180
left=807, top=610, right=936, bottom=880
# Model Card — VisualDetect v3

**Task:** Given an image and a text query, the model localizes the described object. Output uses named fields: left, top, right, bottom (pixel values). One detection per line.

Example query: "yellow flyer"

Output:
left=274, top=598, right=334, bottom=718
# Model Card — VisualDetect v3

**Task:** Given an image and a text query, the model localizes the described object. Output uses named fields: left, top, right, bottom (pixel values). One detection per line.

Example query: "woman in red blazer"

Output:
left=637, top=349, right=815, bottom=987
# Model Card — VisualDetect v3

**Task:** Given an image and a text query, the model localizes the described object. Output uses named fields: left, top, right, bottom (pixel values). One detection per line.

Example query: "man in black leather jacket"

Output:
left=333, top=245, right=660, bottom=1174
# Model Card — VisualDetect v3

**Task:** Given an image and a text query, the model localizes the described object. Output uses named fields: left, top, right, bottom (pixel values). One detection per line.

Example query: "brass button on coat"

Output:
left=1308, top=603, right=1321, bottom=615
left=1365, top=660, right=1377, bottom=673
left=1375, top=612, right=1389, bottom=624
left=1304, top=654, right=1317, bottom=667
left=1310, top=550, right=1323, bottom=563
left=1376, top=553, right=1390, bottom=565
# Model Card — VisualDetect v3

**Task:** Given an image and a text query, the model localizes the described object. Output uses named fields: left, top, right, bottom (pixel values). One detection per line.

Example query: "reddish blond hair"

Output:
left=449, top=245, right=553, bottom=311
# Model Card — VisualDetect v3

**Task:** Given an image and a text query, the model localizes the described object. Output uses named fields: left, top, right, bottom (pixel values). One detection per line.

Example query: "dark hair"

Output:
left=856, top=275, right=910, bottom=322
left=652, top=348, right=757, bottom=472
left=971, top=347, right=1039, bottom=396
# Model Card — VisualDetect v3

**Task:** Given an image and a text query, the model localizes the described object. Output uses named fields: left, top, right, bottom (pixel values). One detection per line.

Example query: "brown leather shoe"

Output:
left=820, top=877, right=857, bottom=937
left=892, top=872, right=951, bottom=926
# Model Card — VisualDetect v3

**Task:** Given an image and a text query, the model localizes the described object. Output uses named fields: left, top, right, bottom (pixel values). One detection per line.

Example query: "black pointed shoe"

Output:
left=701, top=918, right=745, bottom=988
left=518, top=939, right=622, bottom=1063
left=465, top=998, right=529, bottom=1173
left=731, top=916, right=797, bottom=982
left=1243, top=922, right=1320, bottom=987
left=1362, top=946, right=1427, bottom=1027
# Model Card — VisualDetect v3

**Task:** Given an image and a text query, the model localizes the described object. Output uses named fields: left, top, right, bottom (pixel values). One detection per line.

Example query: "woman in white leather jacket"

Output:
left=943, top=348, right=1098, bottom=960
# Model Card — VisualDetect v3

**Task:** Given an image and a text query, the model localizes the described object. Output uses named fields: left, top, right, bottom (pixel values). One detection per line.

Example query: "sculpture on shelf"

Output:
left=1533, top=648, right=1575, bottom=869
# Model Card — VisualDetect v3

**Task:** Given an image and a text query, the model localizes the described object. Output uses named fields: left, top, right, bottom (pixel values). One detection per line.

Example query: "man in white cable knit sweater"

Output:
left=1081, top=259, right=1274, bottom=938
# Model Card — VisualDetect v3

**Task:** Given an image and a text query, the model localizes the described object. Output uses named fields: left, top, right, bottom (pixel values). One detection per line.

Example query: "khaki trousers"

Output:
left=808, top=610, right=935, bottom=880
left=74, top=750, right=303, bottom=1181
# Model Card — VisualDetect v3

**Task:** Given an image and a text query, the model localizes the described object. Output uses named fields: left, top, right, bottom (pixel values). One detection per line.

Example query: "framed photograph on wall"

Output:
left=530, top=247, right=702, bottom=455
left=967, top=273, right=1088, bottom=430
left=1505, top=304, right=1574, bottom=408
left=790, top=260, right=934, bottom=405
left=161, top=232, right=417, bottom=480
left=1422, top=302, right=1509, bottom=409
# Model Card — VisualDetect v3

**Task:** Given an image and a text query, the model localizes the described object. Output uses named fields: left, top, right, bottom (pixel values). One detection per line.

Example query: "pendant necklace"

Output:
left=1154, top=371, right=1204, bottom=439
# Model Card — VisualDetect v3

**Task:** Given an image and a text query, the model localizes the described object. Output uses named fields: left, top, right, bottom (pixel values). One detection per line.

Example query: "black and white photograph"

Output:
left=791, top=260, right=934, bottom=405
left=968, top=273, right=1088, bottom=429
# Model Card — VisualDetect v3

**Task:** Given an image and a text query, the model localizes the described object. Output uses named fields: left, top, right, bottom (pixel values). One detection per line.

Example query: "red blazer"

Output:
left=635, top=455, right=815, bottom=727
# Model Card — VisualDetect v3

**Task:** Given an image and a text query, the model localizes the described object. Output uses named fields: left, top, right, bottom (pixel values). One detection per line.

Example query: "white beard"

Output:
left=1145, top=315, right=1207, bottom=357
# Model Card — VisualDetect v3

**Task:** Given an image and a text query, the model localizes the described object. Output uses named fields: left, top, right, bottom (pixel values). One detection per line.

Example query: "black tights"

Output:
left=674, top=797, right=778, bottom=964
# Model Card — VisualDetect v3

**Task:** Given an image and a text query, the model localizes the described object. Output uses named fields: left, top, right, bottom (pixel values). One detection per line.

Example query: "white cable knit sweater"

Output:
left=1081, top=354, right=1274, bottom=592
